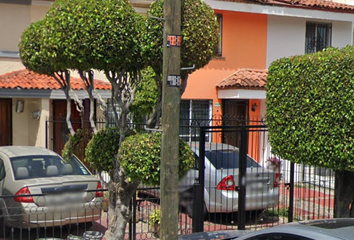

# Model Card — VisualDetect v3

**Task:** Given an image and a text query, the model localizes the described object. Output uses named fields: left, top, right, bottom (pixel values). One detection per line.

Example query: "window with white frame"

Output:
left=305, top=22, right=332, bottom=54
left=215, top=14, right=223, bottom=57
left=180, top=100, right=212, bottom=142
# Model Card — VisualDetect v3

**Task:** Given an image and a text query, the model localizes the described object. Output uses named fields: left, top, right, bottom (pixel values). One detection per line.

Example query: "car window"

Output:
left=205, top=150, right=260, bottom=169
left=251, top=234, right=313, bottom=240
left=11, top=155, right=90, bottom=180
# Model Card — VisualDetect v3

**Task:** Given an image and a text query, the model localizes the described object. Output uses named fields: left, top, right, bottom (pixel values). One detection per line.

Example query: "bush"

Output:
left=85, top=127, right=120, bottom=172
left=266, top=46, right=354, bottom=171
left=118, top=132, right=195, bottom=186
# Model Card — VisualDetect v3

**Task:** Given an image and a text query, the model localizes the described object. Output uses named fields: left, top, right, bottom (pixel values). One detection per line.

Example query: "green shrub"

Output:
left=85, top=127, right=120, bottom=172
left=62, top=129, right=91, bottom=161
left=118, top=132, right=195, bottom=186
left=266, top=46, right=354, bottom=171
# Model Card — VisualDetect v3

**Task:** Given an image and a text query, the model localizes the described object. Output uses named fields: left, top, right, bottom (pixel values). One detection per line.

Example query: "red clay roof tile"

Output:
left=0, top=69, right=111, bottom=91
left=216, top=0, right=354, bottom=13
left=217, top=68, right=267, bottom=90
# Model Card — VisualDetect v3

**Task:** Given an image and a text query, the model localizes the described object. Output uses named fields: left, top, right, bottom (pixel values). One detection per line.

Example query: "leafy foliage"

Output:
left=143, top=0, right=219, bottom=77
left=62, top=129, right=88, bottom=161
left=20, top=0, right=145, bottom=73
left=85, top=128, right=120, bottom=172
left=131, top=67, right=158, bottom=123
left=118, top=132, right=195, bottom=186
left=19, top=20, right=58, bottom=75
left=266, top=46, right=354, bottom=171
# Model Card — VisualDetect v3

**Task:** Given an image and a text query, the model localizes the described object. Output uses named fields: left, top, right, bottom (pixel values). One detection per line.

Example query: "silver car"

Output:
left=0, top=146, right=103, bottom=236
left=140, top=142, right=279, bottom=217
left=179, top=143, right=279, bottom=217
left=179, top=218, right=354, bottom=240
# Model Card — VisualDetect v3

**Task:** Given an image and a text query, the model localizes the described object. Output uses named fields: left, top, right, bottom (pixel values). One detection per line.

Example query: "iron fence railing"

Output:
left=41, top=118, right=336, bottom=240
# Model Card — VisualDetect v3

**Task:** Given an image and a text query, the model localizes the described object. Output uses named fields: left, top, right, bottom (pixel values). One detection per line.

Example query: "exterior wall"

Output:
left=332, top=21, right=353, bottom=48
left=12, top=98, right=50, bottom=147
left=0, top=58, right=24, bottom=75
left=183, top=10, right=268, bottom=114
left=267, top=15, right=353, bottom=67
left=266, top=16, right=305, bottom=67
left=0, top=4, right=31, bottom=51
left=12, top=98, right=30, bottom=146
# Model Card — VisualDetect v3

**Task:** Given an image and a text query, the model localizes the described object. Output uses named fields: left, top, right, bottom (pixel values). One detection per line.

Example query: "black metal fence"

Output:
left=41, top=117, right=335, bottom=240
left=0, top=190, right=107, bottom=240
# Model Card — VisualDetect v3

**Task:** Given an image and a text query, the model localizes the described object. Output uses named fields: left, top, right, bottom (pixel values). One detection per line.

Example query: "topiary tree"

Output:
left=266, top=45, right=354, bottom=218
left=19, top=19, right=76, bottom=135
left=85, top=129, right=194, bottom=239
left=130, top=67, right=158, bottom=125
left=143, top=0, right=219, bottom=127
left=85, top=128, right=120, bottom=173
left=119, top=132, right=194, bottom=186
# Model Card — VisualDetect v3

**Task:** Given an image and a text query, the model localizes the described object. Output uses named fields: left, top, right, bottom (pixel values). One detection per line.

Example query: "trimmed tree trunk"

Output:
left=334, top=170, right=354, bottom=217
left=105, top=167, right=139, bottom=240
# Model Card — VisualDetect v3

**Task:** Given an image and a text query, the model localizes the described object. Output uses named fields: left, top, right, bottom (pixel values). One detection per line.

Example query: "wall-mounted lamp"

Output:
left=251, top=103, right=258, bottom=112
left=32, top=110, right=41, bottom=120
left=16, top=100, right=24, bottom=113
left=215, top=102, right=221, bottom=112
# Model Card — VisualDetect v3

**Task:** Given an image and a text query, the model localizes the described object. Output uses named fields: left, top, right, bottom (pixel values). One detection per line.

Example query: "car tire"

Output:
left=186, top=198, right=208, bottom=220
left=80, top=221, right=93, bottom=230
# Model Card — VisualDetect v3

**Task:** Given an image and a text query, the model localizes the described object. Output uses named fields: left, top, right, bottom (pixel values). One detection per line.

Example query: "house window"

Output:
left=104, top=100, right=134, bottom=128
left=180, top=100, right=212, bottom=142
left=305, top=22, right=332, bottom=54
left=215, top=14, right=223, bottom=56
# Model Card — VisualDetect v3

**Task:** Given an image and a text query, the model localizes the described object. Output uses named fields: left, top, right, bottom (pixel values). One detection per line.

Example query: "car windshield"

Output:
left=11, top=155, right=90, bottom=180
left=205, top=150, right=260, bottom=169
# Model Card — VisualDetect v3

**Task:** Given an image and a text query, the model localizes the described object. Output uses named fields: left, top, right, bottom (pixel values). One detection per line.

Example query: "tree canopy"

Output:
left=144, top=0, right=219, bottom=80
left=119, top=132, right=194, bottom=186
left=266, top=46, right=354, bottom=171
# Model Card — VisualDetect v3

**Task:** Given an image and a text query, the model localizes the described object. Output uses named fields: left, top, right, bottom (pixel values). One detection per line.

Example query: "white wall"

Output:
left=332, top=21, right=353, bottom=48
left=266, top=16, right=305, bottom=67
left=267, top=15, right=353, bottom=68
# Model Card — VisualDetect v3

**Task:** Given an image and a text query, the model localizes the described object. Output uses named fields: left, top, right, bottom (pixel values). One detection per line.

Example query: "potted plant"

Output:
left=149, top=209, right=161, bottom=237
left=267, top=156, right=282, bottom=173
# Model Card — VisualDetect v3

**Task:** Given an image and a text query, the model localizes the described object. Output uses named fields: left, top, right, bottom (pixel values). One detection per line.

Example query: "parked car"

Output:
left=140, top=142, right=279, bottom=217
left=0, top=146, right=103, bottom=236
left=179, top=218, right=354, bottom=240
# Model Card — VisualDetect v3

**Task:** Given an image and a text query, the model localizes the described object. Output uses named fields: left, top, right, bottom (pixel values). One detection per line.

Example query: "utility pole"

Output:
left=160, top=0, right=181, bottom=239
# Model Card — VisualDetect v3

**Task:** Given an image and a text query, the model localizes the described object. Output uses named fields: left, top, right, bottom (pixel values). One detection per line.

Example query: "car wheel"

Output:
left=80, top=221, right=93, bottom=230
left=186, top=197, right=208, bottom=220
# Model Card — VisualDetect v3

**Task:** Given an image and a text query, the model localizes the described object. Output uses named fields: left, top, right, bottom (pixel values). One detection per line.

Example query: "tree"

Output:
left=266, top=45, right=354, bottom=217
left=143, top=0, right=219, bottom=127
left=19, top=19, right=76, bottom=136
left=84, top=129, right=194, bottom=238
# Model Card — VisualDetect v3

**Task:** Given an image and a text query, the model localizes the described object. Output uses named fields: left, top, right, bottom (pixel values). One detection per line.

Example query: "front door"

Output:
left=222, top=99, right=248, bottom=148
left=0, top=99, right=12, bottom=146
left=52, top=100, right=91, bottom=157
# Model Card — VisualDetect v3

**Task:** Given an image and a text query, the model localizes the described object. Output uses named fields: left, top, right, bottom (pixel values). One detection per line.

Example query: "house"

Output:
left=0, top=0, right=152, bottom=153
left=0, top=69, right=111, bottom=154
left=181, top=0, right=354, bottom=161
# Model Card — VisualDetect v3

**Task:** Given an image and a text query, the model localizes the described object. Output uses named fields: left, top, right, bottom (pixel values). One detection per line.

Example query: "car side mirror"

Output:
left=0, top=160, right=6, bottom=181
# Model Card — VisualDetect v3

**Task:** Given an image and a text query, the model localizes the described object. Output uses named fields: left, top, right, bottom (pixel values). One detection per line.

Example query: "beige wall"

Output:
left=12, top=98, right=50, bottom=148
left=0, top=58, right=24, bottom=75
left=0, top=4, right=49, bottom=52
left=0, top=4, right=30, bottom=51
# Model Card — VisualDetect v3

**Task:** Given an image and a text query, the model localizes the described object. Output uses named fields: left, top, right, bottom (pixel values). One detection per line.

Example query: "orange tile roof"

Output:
left=216, top=0, right=354, bottom=13
left=0, top=69, right=111, bottom=91
left=217, top=68, right=267, bottom=90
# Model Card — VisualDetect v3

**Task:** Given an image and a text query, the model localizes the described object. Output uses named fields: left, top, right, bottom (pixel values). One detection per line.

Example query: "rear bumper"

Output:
left=5, top=199, right=103, bottom=228
left=206, top=188, right=279, bottom=213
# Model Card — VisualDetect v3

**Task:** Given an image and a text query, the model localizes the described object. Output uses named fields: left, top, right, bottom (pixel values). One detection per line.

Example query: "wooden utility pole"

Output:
left=160, top=0, right=181, bottom=239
